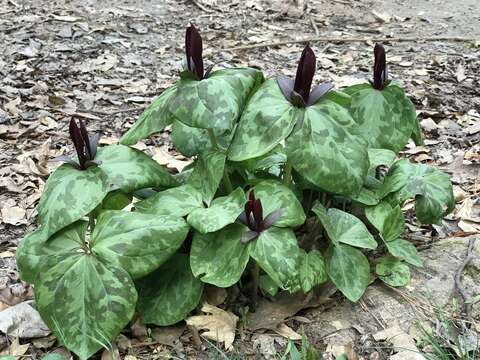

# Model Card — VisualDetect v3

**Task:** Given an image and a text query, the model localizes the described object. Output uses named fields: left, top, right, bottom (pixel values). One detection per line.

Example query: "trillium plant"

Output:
left=17, top=25, right=454, bottom=359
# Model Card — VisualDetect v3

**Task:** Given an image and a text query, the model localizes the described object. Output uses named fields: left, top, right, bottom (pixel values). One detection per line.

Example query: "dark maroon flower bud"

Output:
left=277, top=45, right=333, bottom=107
left=58, top=118, right=100, bottom=170
left=372, top=43, right=388, bottom=90
left=238, top=190, right=285, bottom=243
left=185, top=24, right=204, bottom=80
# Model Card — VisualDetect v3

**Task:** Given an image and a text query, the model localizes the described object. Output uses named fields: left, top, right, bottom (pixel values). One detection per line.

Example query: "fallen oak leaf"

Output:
left=185, top=303, right=238, bottom=350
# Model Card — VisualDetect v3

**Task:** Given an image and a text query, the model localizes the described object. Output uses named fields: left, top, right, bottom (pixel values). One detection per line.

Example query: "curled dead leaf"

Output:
left=185, top=303, right=238, bottom=350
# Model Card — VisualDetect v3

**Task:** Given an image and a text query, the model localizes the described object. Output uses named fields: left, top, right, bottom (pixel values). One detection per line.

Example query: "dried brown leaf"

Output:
left=186, top=303, right=238, bottom=350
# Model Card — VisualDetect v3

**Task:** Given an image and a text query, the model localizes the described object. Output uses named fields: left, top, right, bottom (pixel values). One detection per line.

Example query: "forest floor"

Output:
left=0, top=0, right=479, bottom=358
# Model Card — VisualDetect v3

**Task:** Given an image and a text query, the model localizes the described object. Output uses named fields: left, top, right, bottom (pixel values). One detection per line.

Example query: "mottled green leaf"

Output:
left=187, top=187, right=245, bottom=234
left=286, top=93, right=369, bottom=196
left=171, top=120, right=235, bottom=157
left=381, top=159, right=454, bottom=224
left=120, top=85, right=177, bottom=145
left=350, top=187, right=380, bottom=206
left=171, top=120, right=211, bottom=157
left=376, top=256, right=410, bottom=287
left=91, top=211, right=189, bottom=279
left=99, top=190, right=131, bottom=211
left=239, top=143, right=285, bottom=170
left=228, top=79, right=301, bottom=161
left=344, top=82, right=416, bottom=152
left=411, top=117, right=424, bottom=146
left=169, top=68, right=263, bottom=134
left=187, top=150, right=226, bottom=206
left=368, top=148, right=396, bottom=173
left=96, top=144, right=177, bottom=193
left=38, top=164, right=109, bottom=238
left=365, top=201, right=405, bottom=242
left=384, top=239, right=423, bottom=267
left=190, top=223, right=251, bottom=287
left=298, top=250, right=327, bottom=293
left=35, top=253, right=137, bottom=360
left=259, top=274, right=279, bottom=297
left=251, top=227, right=302, bottom=292
left=326, top=244, right=370, bottom=302
left=134, top=184, right=203, bottom=217
left=253, top=180, right=305, bottom=227
left=137, top=254, right=204, bottom=326
left=16, top=222, right=87, bottom=284
left=312, top=202, right=377, bottom=249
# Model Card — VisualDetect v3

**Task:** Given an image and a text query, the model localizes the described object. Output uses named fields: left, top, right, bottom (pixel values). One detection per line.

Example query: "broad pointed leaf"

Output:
left=16, top=222, right=87, bottom=284
left=120, top=85, right=177, bottom=145
left=384, top=239, right=423, bottom=267
left=190, top=223, right=251, bottom=287
left=38, top=164, right=109, bottom=238
left=137, top=254, right=204, bottom=326
left=380, top=159, right=454, bottom=224
left=134, top=184, right=203, bottom=217
left=376, top=256, right=411, bottom=287
left=187, top=150, right=226, bottom=206
left=228, top=79, right=301, bottom=161
left=365, top=201, right=405, bottom=242
left=91, top=211, right=189, bottom=279
left=325, top=244, right=370, bottom=302
left=96, top=144, right=177, bottom=193
left=239, top=144, right=286, bottom=174
left=312, top=202, right=377, bottom=249
left=35, top=254, right=137, bottom=360
left=259, top=274, right=279, bottom=297
left=298, top=250, right=327, bottom=293
left=253, top=180, right=305, bottom=227
left=350, top=187, right=380, bottom=206
left=187, top=187, right=246, bottom=234
left=286, top=92, right=369, bottom=196
left=251, top=227, right=303, bottom=292
left=368, top=148, right=396, bottom=173
left=171, top=120, right=211, bottom=157
left=169, top=68, right=263, bottom=133
left=171, top=120, right=235, bottom=157
left=344, top=82, right=416, bottom=152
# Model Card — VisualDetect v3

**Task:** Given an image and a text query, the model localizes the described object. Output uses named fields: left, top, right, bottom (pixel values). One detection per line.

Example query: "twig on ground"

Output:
left=359, top=299, right=386, bottom=329
left=188, top=325, right=203, bottom=350
left=190, top=0, right=214, bottom=13
left=454, top=237, right=477, bottom=318
left=217, top=35, right=479, bottom=53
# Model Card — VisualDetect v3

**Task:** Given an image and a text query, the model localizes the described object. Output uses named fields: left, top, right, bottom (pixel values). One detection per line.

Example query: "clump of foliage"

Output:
left=17, top=25, right=454, bottom=359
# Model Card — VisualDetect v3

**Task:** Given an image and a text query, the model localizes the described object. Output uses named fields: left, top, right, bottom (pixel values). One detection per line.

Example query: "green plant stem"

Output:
left=88, top=213, right=95, bottom=232
left=223, top=170, right=233, bottom=194
left=283, top=160, right=293, bottom=185
left=207, top=128, right=219, bottom=149
left=251, top=262, right=260, bottom=312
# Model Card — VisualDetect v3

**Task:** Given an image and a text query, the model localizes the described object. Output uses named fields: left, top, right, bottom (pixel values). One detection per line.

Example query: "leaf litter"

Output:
left=0, top=0, right=479, bottom=358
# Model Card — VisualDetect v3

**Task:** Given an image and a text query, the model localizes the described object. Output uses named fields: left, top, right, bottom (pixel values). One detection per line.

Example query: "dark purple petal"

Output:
left=237, top=211, right=248, bottom=225
left=88, top=133, right=100, bottom=159
left=263, top=208, right=286, bottom=230
left=276, top=75, right=294, bottom=102
left=293, top=45, right=316, bottom=104
left=185, top=24, right=204, bottom=80
left=79, top=119, right=92, bottom=160
left=248, top=212, right=256, bottom=230
left=69, top=119, right=87, bottom=169
left=373, top=43, right=388, bottom=90
left=307, top=83, right=334, bottom=106
left=253, top=199, right=263, bottom=229
left=241, top=230, right=259, bottom=244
